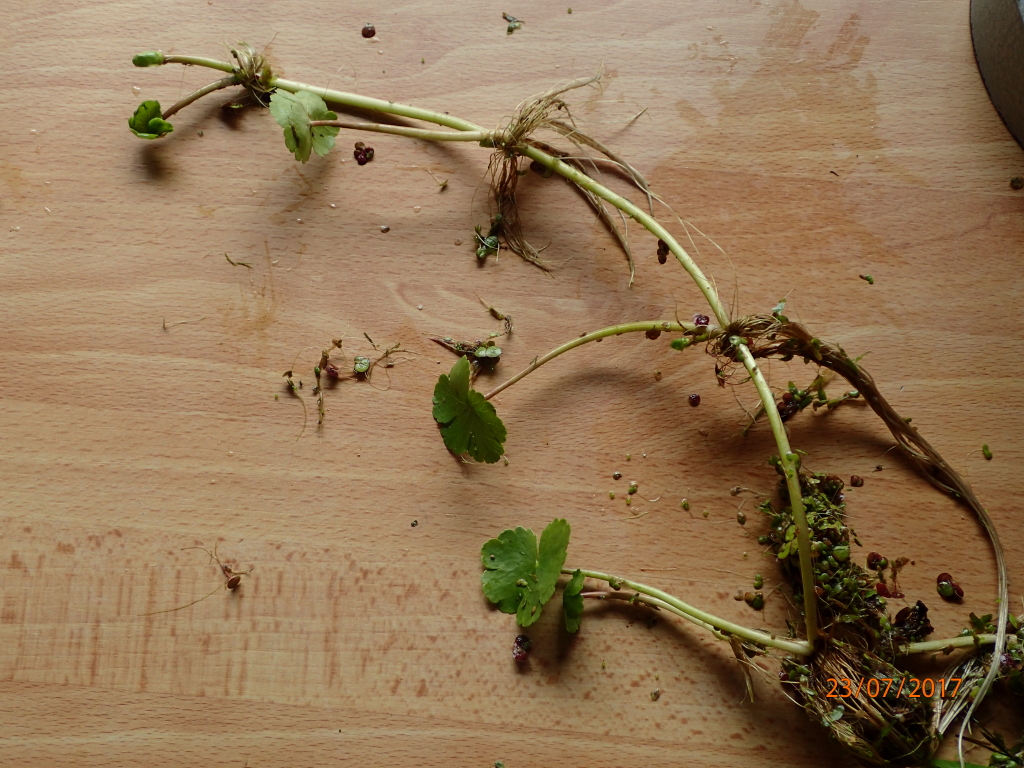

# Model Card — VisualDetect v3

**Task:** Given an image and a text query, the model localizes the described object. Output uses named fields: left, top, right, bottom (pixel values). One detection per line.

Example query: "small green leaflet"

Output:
left=128, top=100, right=173, bottom=139
left=481, top=519, right=570, bottom=627
left=823, top=704, right=844, bottom=725
left=563, top=568, right=584, bottom=633
left=268, top=89, right=340, bottom=163
left=432, top=356, right=506, bottom=463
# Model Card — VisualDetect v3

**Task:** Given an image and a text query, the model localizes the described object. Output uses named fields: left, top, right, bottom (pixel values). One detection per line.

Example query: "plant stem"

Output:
left=162, top=75, right=239, bottom=119
left=526, top=145, right=818, bottom=646
left=565, top=567, right=814, bottom=656
left=904, top=634, right=1000, bottom=655
left=271, top=77, right=485, bottom=133
left=155, top=55, right=486, bottom=132
left=309, top=120, right=496, bottom=143
left=163, top=55, right=236, bottom=74
left=484, top=321, right=707, bottom=401
left=581, top=590, right=730, bottom=641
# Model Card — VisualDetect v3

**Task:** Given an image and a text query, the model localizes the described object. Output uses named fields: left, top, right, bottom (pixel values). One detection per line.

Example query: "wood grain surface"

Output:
left=2, top=1, right=1022, bottom=766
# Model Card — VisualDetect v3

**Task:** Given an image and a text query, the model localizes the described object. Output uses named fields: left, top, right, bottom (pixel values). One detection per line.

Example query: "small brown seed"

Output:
left=361, top=23, right=376, bottom=38
left=850, top=475, right=864, bottom=487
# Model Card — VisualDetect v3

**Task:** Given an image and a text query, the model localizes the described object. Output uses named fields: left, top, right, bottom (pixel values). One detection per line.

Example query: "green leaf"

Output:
left=128, top=100, right=173, bottom=139
left=930, top=761, right=989, bottom=768
left=432, top=356, right=506, bottom=463
left=481, top=527, right=537, bottom=615
left=268, top=89, right=340, bottom=163
left=537, top=518, right=570, bottom=603
left=563, top=568, right=585, bottom=633
left=481, top=519, right=571, bottom=627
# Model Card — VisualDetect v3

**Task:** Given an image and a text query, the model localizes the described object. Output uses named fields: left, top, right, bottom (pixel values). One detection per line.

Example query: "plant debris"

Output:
left=936, top=572, right=964, bottom=601
left=353, top=141, right=374, bottom=165
left=502, top=12, right=523, bottom=35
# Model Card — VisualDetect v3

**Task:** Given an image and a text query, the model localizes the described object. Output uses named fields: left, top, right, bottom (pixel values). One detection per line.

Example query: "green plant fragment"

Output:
left=128, top=100, right=173, bottom=139
left=563, top=568, right=585, bottom=632
left=859, top=274, right=874, bottom=284
left=480, top=518, right=570, bottom=627
left=132, top=51, right=165, bottom=67
left=268, top=89, right=340, bottom=163
left=982, top=443, right=993, bottom=460
left=502, top=12, right=523, bottom=34
left=432, top=356, right=507, bottom=463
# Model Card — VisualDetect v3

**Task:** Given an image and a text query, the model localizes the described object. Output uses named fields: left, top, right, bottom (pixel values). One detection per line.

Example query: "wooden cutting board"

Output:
left=2, top=1, right=1022, bottom=766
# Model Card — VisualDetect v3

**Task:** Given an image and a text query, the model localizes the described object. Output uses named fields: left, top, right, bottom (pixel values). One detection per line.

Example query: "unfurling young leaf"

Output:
left=563, top=568, right=585, bottom=633
left=432, top=356, right=506, bottom=463
left=481, top=519, right=570, bottom=627
left=132, top=51, right=165, bottom=67
left=268, top=89, right=340, bottom=163
left=128, top=100, right=174, bottom=139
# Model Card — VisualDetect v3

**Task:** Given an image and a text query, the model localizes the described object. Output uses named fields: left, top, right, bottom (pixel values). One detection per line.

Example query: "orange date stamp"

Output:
left=825, top=677, right=964, bottom=699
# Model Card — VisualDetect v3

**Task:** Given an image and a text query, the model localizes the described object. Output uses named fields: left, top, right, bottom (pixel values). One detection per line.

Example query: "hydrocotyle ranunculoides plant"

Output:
left=128, top=43, right=1014, bottom=766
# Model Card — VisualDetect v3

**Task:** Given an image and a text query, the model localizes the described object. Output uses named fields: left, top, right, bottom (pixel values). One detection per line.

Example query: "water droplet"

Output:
left=413, top=206, right=421, bottom=213
left=132, top=86, right=141, bottom=95
left=29, top=129, right=37, bottom=134
left=296, top=218, right=303, bottom=224
left=417, top=304, right=424, bottom=310
left=329, top=203, right=337, bottom=209
left=44, top=181, right=51, bottom=185
left=378, top=50, right=384, bottom=55
left=706, top=24, right=715, bottom=30
left=10, top=226, right=20, bottom=232
left=454, top=238, right=463, bottom=246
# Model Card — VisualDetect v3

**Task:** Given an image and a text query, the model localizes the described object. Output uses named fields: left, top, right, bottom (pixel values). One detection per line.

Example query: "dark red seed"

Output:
left=875, top=583, right=892, bottom=598
left=850, top=475, right=864, bottom=487
left=953, top=582, right=964, bottom=599
left=512, top=634, right=532, bottom=662
left=782, top=392, right=794, bottom=403
left=226, top=575, right=241, bottom=590
left=866, top=552, right=887, bottom=571
left=777, top=401, right=799, bottom=421
left=693, top=314, right=710, bottom=326
left=658, top=251, right=667, bottom=264
left=361, top=23, right=376, bottom=38
left=936, top=572, right=953, bottom=584
left=645, top=329, right=661, bottom=340
left=688, top=393, right=700, bottom=407
left=324, top=362, right=340, bottom=381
